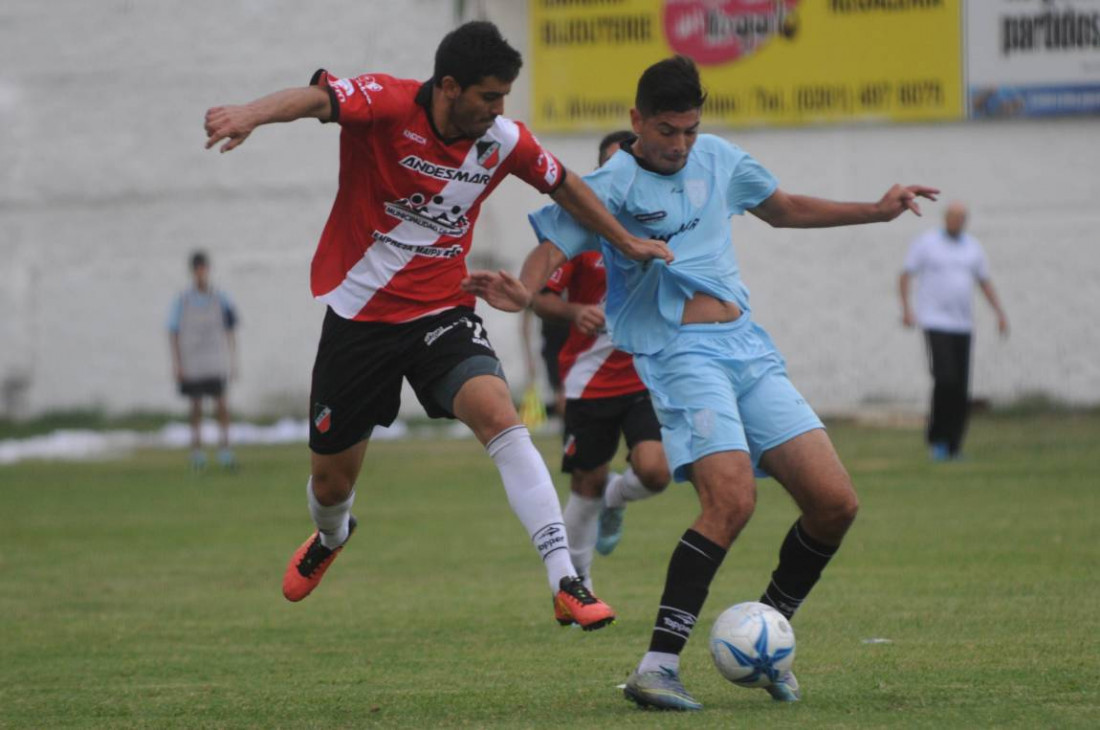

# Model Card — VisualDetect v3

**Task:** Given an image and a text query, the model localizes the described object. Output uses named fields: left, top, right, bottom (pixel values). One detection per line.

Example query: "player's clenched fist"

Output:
left=572, top=304, right=605, bottom=335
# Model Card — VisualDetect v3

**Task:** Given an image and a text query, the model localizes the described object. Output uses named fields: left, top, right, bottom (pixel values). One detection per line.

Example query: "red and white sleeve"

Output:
left=509, top=121, right=566, bottom=194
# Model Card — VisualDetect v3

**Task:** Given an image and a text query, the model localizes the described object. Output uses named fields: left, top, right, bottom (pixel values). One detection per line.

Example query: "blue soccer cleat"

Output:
left=595, top=505, right=626, bottom=556
left=624, top=667, right=703, bottom=711
left=929, top=442, right=950, bottom=462
left=765, top=669, right=801, bottom=702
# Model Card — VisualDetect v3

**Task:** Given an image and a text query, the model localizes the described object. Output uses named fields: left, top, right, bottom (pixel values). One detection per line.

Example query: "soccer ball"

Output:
left=709, top=602, right=796, bottom=687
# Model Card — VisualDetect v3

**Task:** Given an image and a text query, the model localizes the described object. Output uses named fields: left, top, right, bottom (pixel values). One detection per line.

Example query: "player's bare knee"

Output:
left=700, top=485, right=755, bottom=543
left=630, top=442, right=669, bottom=492
left=721, top=503, right=755, bottom=539
left=834, top=491, right=860, bottom=531
left=704, top=502, right=754, bottom=547
left=477, top=414, right=523, bottom=445
left=831, top=474, right=860, bottom=528
left=310, top=468, right=354, bottom=505
left=571, top=469, right=607, bottom=499
left=809, top=491, right=859, bottom=542
left=461, top=391, right=521, bottom=445
left=639, top=463, right=671, bottom=493
left=727, top=488, right=756, bottom=522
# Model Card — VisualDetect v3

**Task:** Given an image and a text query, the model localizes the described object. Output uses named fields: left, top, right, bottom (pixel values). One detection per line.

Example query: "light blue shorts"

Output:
left=632, top=315, right=824, bottom=483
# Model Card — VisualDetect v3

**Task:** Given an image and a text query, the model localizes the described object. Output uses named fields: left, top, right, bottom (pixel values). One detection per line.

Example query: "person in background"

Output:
left=518, top=309, right=568, bottom=427
left=168, top=250, right=238, bottom=471
left=532, top=129, right=669, bottom=591
left=518, top=131, right=637, bottom=428
left=900, top=201, right=1009, bottom=460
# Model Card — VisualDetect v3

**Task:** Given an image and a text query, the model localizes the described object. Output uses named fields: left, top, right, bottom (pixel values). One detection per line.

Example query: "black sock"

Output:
left=648, top=529, right=727, bottom=655
left=759, top=520, right=839, bottom=620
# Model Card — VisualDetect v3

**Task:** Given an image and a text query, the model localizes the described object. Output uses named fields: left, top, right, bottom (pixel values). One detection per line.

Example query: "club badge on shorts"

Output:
left=313, top=403, right=333, bottom=434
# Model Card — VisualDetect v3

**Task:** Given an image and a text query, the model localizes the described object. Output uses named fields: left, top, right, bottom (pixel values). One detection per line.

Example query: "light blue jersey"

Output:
left=530, top=135, right=823, bottom=481
left=528, top=134, right=777, bottom=355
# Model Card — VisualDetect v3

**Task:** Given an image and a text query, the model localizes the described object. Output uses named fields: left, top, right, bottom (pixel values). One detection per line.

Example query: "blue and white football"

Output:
left=709, top=602, right=796, bottom=688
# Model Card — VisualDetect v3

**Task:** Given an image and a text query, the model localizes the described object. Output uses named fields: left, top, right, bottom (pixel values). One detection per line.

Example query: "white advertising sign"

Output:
left=967, top=0, right=1100, bottom=117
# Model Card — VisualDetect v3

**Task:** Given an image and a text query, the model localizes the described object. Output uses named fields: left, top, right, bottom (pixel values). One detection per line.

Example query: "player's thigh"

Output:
left=633, top=350, right=747, bottom=484
left=621, top=392, right=669, bottom=489
left=562, top=396, right=625, bottom=476
left=628, top=440, right=670, bottom=491
left=621, top=391, right=662, bottom=451
left=689, top=449, right=757, bottom=546
left=309, top=309, right=404, bottom=456
left=737, top=361, right=824, bottom=477
left=405, top=308, right=515, bottom=444
left=759, top=428, right=858, bottom=526
left=570, top=463, right=611, bottom=499
left=451, top=374, right=519, bottom=445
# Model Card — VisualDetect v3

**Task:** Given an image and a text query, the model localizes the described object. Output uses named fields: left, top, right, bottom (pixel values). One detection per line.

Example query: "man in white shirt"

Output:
left=899, top=202, right=1008, bottom=460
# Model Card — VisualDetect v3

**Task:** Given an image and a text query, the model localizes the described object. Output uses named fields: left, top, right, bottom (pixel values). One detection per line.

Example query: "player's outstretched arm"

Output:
left=204, top=86, right=332, bottom=153
left=751, top=184, right=940, bottom=228
left=462, top=240, right=566, bottom=313
left=550, top=173, right=673, bottom=263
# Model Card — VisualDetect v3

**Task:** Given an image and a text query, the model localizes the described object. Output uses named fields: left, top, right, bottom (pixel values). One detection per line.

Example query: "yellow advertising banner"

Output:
left=531, top=0, right=964, bottom=130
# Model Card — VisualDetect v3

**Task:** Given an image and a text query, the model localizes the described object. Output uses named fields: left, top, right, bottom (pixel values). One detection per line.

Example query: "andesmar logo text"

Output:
left=399, top=156, right=491, bottom=185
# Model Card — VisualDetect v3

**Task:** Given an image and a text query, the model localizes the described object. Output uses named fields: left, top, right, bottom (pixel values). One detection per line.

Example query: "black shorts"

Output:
left=309, top=306, right=504, bottom=455
left=540, top=318, right=571, bottom=391
left=179, top=378, right=225, bottom=398
left=561, top=390, right=662, bottom=473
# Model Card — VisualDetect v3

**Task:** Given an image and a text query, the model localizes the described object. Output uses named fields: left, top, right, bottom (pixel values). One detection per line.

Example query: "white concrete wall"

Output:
left=2, top=0, right=1098, bottom=418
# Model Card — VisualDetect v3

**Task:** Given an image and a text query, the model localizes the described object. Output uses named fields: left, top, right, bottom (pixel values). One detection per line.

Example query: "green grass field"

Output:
left=2, top=414, right=1098, bottom=728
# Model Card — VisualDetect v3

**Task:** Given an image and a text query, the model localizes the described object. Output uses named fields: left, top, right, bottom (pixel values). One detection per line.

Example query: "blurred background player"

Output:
left=519, top=305, right=569, bottom=426
left=518, top=132, right=635, bottom=431
left=533, top=130, right=669, bottom=591
left=168, top=250, right=238, bottom=471
left=203, top=21, right=671, bottom=627
left=899, top=201, right=1009, bottom=460
left=465, top=55, right=937, bottom=710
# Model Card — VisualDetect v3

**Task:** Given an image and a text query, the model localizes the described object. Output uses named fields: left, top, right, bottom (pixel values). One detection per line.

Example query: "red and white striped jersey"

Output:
left=310, top=70, right=565, bottom=322
left=545, top=251, right=646, bottom=400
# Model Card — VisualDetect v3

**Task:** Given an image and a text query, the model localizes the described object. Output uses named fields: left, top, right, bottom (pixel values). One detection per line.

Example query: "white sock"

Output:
left=638, top=651, right=681, bottom=675
left=563, top=493, right=602, bottom=589
left=307, top=478, right=355, bottom=549
left=604, top=466, right=654, bottom=509
left=487, top=425, right=576, bottom=592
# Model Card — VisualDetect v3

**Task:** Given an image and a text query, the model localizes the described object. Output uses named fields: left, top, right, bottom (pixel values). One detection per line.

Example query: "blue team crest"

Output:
left=686, top=179, right=708, bottom=208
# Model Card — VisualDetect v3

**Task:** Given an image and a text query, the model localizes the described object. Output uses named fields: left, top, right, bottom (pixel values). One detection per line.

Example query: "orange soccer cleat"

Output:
left=554, top=576, right=616, bottom=631
left=282, top=516, right=357, bottom=602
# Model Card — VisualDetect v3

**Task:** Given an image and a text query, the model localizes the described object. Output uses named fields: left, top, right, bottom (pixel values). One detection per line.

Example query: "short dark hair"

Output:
left=434, top=21, right=522, bottom=89
left=598, top=130, right=634, bottom=165
left=635, top=56, right=707, bottom=117
left=190, top=250, right=209, bottom=270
